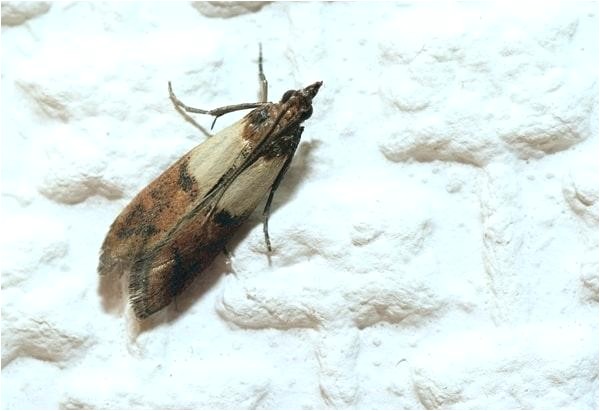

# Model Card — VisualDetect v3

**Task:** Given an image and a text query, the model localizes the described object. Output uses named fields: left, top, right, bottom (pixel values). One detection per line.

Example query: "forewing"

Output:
left=129, top=151, right=292, bottom=319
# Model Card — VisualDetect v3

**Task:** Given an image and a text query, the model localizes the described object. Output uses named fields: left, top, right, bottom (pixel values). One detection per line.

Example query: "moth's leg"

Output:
left=258, top=43, right=268, bottom=103
left=262, top=128, right=303, bottom=252
left=168, top=82, right=267, bottom=130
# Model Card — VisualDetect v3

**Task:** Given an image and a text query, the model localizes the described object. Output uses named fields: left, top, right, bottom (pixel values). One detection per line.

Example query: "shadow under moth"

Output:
left=98, top=47, right=322, bottom=319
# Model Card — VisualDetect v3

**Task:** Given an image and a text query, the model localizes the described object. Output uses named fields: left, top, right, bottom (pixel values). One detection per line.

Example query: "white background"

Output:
left=1, top=2, right=598, bottom=409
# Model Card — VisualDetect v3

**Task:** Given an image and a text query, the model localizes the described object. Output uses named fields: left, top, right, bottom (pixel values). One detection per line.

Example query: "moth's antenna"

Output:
left=258, top=43, right=268, bottom=103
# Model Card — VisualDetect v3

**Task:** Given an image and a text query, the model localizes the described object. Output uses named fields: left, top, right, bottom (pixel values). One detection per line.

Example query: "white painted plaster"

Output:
left=1, top=2, right=598, bottom=409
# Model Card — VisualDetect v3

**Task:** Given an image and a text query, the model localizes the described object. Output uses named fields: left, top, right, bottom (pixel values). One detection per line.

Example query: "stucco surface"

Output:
left=1, top=2, right=598, bottom=409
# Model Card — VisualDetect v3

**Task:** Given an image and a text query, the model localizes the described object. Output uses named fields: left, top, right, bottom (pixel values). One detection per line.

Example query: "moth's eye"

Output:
left=300, top=106, right=313, bottom=121
left=280, top=90, right=295, bottom=103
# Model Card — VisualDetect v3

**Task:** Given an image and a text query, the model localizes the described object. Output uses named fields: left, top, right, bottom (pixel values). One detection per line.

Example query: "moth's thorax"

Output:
left=243, top=103, right=278, bottom=142
left=242, top=81, right=322, bottom=146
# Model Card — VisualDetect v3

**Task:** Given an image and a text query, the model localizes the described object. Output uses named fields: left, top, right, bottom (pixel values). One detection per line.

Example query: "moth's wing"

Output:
left=129, top=153, right=293, bottom=319
left=99, top=107, right=301, bottom=319
left=98, top=152, right=201, bottom=280
left=98, top=118, right=254, bottom=279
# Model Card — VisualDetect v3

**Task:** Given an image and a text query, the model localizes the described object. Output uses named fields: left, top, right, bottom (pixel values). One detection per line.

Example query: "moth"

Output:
left=98, top=47, right=322, bottom=319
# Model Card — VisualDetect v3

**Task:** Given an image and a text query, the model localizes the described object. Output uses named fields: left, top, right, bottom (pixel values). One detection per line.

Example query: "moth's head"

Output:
left=279, top=81, right=323, bottom=121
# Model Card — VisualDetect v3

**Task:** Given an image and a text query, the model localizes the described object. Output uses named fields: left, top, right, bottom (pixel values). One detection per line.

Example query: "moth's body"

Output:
left=99, top=80, right=322, bottom=319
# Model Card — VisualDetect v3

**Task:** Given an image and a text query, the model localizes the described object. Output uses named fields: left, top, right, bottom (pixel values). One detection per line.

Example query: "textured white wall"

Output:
left=1, top=2, right=598, bottom=409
